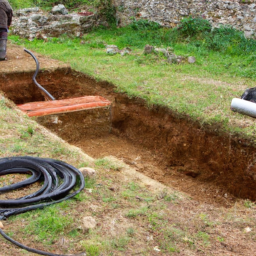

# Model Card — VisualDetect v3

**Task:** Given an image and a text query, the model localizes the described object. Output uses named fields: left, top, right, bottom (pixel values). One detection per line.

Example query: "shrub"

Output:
left=178, top=16, right=211, bottom=37
left=130, top=19, right=161, bottom=31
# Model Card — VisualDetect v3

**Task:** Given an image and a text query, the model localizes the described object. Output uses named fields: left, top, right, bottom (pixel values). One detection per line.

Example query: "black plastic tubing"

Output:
left=0, top=156, right=85, bottom=256
left=24, top=48, right=56, bottom=101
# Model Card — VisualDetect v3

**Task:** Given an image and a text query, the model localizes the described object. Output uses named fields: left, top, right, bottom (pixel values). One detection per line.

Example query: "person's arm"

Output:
left=7, top=8, right=12, bottom=27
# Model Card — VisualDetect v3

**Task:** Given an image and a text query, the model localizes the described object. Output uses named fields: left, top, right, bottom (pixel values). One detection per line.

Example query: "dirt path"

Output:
left=1, top=44, right=69, bottom=73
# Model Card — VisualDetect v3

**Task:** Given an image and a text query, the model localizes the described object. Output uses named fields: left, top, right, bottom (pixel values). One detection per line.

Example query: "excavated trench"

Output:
left=2, top=67, right=256, bottom=207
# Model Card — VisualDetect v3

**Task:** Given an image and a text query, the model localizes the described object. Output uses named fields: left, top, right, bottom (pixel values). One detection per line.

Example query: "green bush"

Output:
left=178, top=16, right=211, bottom=37
left=129, top=19, right=161, bottom=31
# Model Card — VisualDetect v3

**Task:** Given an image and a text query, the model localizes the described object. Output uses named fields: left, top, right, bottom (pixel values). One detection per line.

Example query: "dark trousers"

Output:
left=0, top=28, right=7, bottom=60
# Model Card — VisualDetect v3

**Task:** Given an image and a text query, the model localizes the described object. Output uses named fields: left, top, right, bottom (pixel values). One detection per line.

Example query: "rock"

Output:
left=153, top=246, right=161, bottom=252
left=79, top=167, right=96, bottom=178
left=52, top=4, right=68, bottom=15
left=244, top=227, right=252, bottom=233
left=244, top=30, right=254, bottom=39
left=120, top=47, right=132, bottom=56
left=244, top=24, right=252, bottom=31
left=138, top=11, right=147, bottom=18
left=35, top=32, right=48, bottom=41
left=144, top=44, right=154, bottom=54
left=0, top=221, right=3, bottom=228
left=167, top=53, right=178, bottom=64
left=155, top=47, right=169, bottom=57
left=106, top=45, right=119, bottom=55
left=15, top=7, right=40, bottom=16
left=30, top=14, right=41, bottom=21
left=188, top=56, right=196, bottom=64
left=82, top=216, right=97, bottom=230
left=176, top=55, right=185, bottom=64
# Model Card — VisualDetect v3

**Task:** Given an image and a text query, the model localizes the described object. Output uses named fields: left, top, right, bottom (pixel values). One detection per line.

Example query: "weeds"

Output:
left=111, top=236, right=130, bottom=251
left=126, top=227, right=135, bottom=237
left=129, top=19, right=161, bottom=31
left=178, top=16, right=211, bottom=37
left=126, top=207, right=148, bottom=218
left=23, top=205, right=73, bottom=244
left=80, top=243, right=100, bottom=256
left=94, top=158, right=120, bottom=171
left=196, top=231, right=211, bottom=246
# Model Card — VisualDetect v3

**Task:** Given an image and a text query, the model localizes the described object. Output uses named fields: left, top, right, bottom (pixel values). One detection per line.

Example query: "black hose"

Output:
left=0, top=156, right=85, bottom=256
left=24, top=48, right=56, bottom=101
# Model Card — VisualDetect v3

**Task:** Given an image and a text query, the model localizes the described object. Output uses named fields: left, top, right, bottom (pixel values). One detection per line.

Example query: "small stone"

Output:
left=30, top=14, right=42, bottom=21
left=52, top=4, right=68, bottom=15
left=153, top=246, right=161, bottom=252
left=35, top=32, right=48, bottom=41
left=188, top=56, right=196, bottom=64
left=147, top=235, right=154, bottom=241
left=87, top=188, right=93, bottom=193
left=155, top=47, right=169, bottom=57
left=82, top=216, right=97, bottom=230
left=106, top=45, right=119, bottom=55
left=0, top=221, right=3, bottom=229
left=244, top=227, right=252, bottom=233
left=144, top=44, right=154, bottom=54
left=167, top=53, right=177, bottom=64
left=120, top=47, right=132, bottom=56
left=138, top=11, right=147, bottom=18
left=177, top=55, right=185, bottom=64
left=79, top=167, right=96, bottom=178
left=244, top=24, right=252, bottom=31
left=244, top=30, right=254, bottom=39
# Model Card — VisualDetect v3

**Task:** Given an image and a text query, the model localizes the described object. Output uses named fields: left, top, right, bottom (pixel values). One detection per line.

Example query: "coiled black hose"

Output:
left=24, top=48, right=56, bottom=101
left=0, top=156, right=85, bottom=256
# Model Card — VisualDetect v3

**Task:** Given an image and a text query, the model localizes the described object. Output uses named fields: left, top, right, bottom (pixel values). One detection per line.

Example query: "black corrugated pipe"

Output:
left=24, top=48, right=56, bottom=101
left=0, top=156, right=85, bottom=256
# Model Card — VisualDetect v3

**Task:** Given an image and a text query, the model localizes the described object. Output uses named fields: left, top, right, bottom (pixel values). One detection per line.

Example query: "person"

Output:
left=0, top=0, right=13, bottom=61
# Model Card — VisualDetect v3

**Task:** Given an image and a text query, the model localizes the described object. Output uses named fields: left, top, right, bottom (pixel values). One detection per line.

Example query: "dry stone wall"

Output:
left=11, top=6, right=107, bottom=40
left=112, top=0, right=256, bottom=38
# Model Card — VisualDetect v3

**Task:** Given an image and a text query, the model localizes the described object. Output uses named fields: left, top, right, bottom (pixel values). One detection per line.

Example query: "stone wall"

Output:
left=11, top=1, right=256, bottom=40
left=112, top=0, right=256, bottom=38
left=11, top=5, right=108, bottom=40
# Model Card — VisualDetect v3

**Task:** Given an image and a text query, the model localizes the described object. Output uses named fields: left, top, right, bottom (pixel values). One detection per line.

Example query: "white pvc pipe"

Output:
left=231, top=98, right=256, bottom=118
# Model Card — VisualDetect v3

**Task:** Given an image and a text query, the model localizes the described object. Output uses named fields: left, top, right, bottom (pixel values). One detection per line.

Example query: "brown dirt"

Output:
left=1, top=44, right=256, bottom=210
left=1, top=44, right=69, bottom=74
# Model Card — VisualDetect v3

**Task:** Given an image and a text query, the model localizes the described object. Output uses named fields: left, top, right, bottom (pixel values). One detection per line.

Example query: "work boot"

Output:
left=0, top=31, right=8, bottom=61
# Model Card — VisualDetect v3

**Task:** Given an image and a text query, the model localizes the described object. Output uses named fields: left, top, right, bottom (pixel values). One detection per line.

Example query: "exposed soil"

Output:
left=1, top=44, right=69, bottom=74
left=1, top=45, right=256, bottom=209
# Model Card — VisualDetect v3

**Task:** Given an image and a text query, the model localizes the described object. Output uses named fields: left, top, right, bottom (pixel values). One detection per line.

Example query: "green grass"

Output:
left=10, top=203, right=73, bottom=245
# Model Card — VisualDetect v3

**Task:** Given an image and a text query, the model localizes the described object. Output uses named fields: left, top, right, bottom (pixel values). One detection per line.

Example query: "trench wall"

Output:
left=1, top=68, right=256, bottom=201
